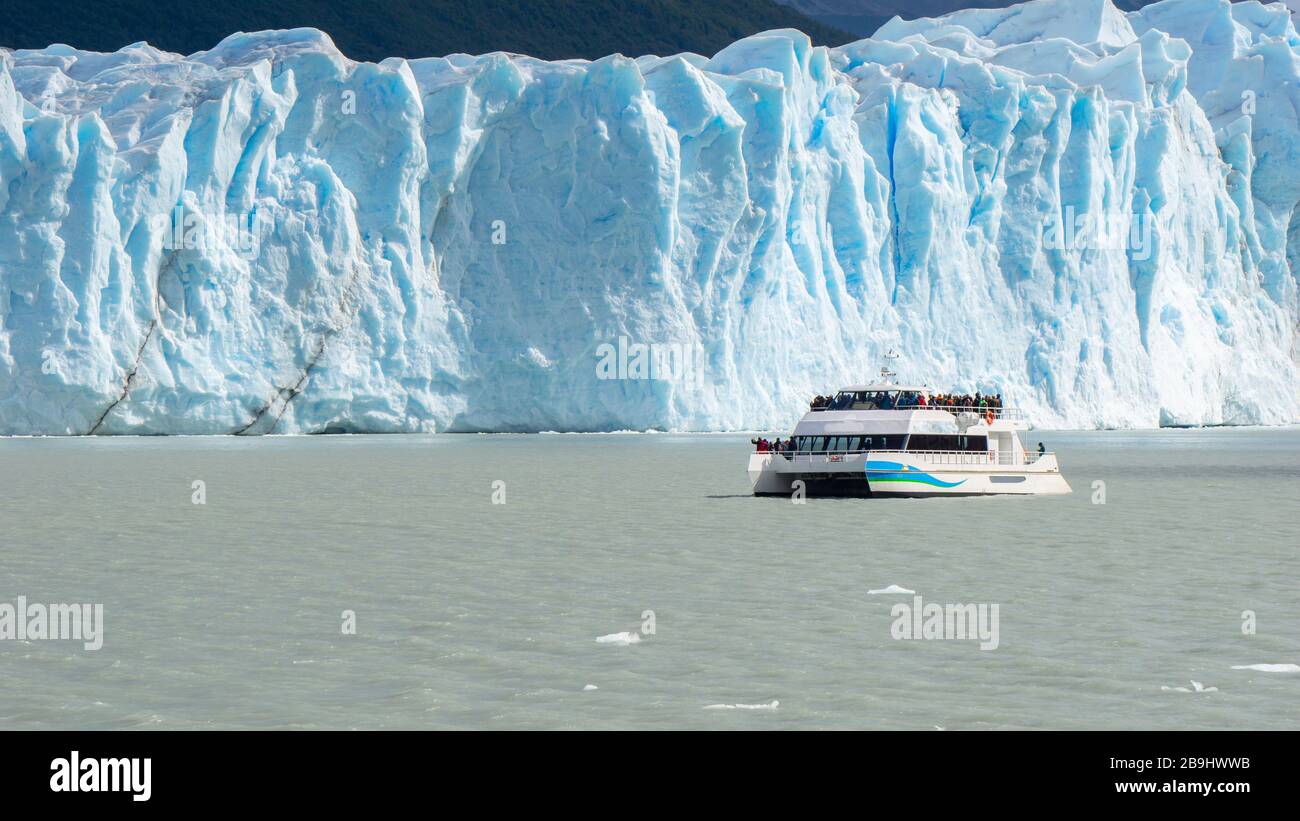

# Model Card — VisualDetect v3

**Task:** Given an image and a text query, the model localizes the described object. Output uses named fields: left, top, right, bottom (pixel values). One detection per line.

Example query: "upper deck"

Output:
left=808, top=387, right=1020, bottom=417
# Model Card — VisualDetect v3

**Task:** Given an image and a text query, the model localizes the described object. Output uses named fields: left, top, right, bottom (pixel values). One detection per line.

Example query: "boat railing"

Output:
left=808, top=404, right=1024, bottom=420
left=766, top=448, right=1051, bottom=466
left=886, top=449, right=1049, bottom=466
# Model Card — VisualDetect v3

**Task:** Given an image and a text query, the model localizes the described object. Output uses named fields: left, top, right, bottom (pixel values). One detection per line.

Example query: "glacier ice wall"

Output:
left=1, top=0, right=1297, bottom=434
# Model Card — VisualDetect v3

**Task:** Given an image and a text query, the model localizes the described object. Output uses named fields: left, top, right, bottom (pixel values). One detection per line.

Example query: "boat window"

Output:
left=795, top=435, right=824, bottom=452
left=849, top=392, right=876, bottom=410
left=823, top=391, right=937, bottom=411
left=866, top=391, right=928, bottom=410
left=857, top=434, right=906, bottom=451
left=793, top=434, right=911, bottom=452
left=906, top=434, right=989, bottom=452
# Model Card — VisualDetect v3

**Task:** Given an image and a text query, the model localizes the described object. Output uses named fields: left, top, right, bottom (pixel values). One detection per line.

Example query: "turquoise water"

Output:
left=1, top=428, right=1297, bottom=729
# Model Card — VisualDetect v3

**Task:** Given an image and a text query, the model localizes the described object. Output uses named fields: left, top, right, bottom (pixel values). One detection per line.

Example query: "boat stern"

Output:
left=748, top=453, right=795, bottom=496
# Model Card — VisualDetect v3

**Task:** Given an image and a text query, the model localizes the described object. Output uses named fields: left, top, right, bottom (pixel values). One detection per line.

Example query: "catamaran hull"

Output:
left=748, top=453, right=1072, bottom=498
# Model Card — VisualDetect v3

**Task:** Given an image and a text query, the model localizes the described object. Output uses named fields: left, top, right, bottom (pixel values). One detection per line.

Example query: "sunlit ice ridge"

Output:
left=1, top=0, right=1298, bottom=435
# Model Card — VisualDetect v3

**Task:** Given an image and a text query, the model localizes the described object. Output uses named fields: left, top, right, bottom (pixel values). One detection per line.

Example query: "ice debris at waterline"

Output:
left=703, top=700, right=781, bottom=710
left=1229, top=663, right=1300, bottom=673
left=2, top=0, right=1299, bottom=435
left=867, top=584, right=916, bottom=595
left=595, top=632, right=641, bottom=645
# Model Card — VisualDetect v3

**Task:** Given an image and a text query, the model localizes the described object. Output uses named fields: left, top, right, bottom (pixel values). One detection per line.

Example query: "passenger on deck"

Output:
left=810, top=389, right=1007, bottom=415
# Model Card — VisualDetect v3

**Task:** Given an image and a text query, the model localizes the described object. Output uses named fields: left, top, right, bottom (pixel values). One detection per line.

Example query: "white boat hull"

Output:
left=748, top=451, right=1072, bottom=498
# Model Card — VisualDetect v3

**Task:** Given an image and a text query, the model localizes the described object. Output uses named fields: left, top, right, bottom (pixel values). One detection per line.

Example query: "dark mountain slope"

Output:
left=0, top=0, right=855, bottom=60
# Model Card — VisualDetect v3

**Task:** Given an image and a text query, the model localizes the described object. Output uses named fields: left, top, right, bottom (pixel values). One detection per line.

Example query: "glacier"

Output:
left=1, top=0, right=1298, bottom=434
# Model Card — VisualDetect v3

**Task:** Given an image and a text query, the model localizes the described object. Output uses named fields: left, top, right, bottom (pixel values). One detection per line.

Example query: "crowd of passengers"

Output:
left=751, top=437, right=796, bottom=453
left=809, top=390, right=1004, bottom=415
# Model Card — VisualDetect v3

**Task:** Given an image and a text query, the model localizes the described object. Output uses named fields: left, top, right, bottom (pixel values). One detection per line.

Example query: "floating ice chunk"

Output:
left=595, top=632, right=641, bottom=645
left=1230, top=664, right=1300, bottom=673
left=868, top=585, right=916, bottom=595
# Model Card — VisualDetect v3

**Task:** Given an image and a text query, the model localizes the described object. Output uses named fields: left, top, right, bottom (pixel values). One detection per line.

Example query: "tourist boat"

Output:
left=748, top=358, right=1071, bottom=498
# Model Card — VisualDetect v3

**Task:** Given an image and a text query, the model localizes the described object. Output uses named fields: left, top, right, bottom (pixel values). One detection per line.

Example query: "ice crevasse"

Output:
left=1, top=0, right=1298, bottom=434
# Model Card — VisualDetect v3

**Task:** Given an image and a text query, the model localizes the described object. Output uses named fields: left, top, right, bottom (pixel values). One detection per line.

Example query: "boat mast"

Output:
left=879, top=348, right=899, bottom=385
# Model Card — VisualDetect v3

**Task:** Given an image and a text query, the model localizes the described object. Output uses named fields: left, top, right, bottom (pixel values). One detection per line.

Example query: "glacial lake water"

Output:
left=1, top=428, right=1298, bottom=729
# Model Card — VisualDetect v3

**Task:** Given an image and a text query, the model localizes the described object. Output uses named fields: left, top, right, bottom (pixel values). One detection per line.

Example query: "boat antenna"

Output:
left=879, top=348, right=898, bottom=384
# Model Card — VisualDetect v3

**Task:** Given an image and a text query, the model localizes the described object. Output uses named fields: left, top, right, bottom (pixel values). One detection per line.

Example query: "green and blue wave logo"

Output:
left=865, top=460, right=967, bottom=488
